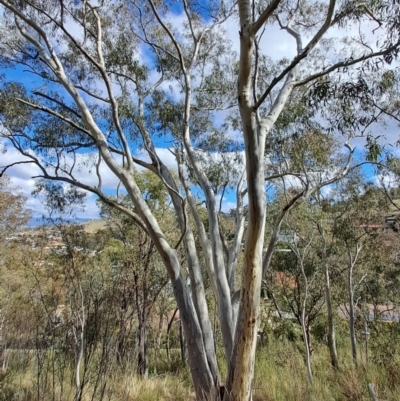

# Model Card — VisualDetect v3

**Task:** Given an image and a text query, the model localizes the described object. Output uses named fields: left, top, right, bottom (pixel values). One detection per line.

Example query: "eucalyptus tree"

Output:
left=265, top=123, right=358, bottom=372
left=0, top=0, right=399, bottom=399
left=332, top=180, right=389, bottom=366
left=272, top=215, right=323, bottom=384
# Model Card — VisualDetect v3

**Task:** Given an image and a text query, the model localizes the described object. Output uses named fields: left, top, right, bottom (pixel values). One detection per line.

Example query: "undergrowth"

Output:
left=1, top=333, right=400, bottom=401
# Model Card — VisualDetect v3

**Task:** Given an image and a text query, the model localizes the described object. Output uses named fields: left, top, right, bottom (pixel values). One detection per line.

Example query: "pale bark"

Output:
left=177, top=156, right=218, bottom=300
left=300, top=277, right=313, bottom=384
left=151, top=0, right=236, bottom=360
left=348, top=243, right=362, bottom=367
left=139, top=142, right=219, bottom=383
left=226, top=2, right=266, bottom=400
left=227, top=171, right=246, bottom=293
left=292, top=233, right=315, bottom=384
left=349, top=274, right=357, bottom=366
left=324, top=257, right=339, bottom=369
left=73, top=282, right=85, bottom=401
left=368, top=383, right=379, bottom=401
left=183, top=134, right=234, bottom=362
left=1, top=6, right=216, bottom=396
left=180, top=72, right=234, bottom=364
left=318, top=224, right=339, bottom=369
left=348, top=268, right=358, bottom=366
left=301, top=310, right=313, bottom=384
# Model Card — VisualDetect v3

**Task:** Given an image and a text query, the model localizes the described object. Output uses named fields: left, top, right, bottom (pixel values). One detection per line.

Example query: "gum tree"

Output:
left=0, top=1, right=399, bottom=399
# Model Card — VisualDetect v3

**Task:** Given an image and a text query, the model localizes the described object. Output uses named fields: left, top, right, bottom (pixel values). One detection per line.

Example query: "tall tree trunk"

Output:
left=226, top=2, right=266, bottom=397
left=121, top=177, right=216, bottom=400
left=320, top=236, right=339, bottom=369
left=137, top=319, right=148, bottom=377
left=73, top=283, right=85, bottom=401
left=325, top=266, right=339, bottom=369
left=301, top=314, right=313, bottom=384
left=347, top=243, right=362, bottom=368
left=348, top=268, right=357, bottom=366
left=300, top=270, right=313, bottom=384
left=170, top=273, right=216, bottom=400
left=179, top=320, right=187, bottom=364
left=154, top=161, right=219, bottom=382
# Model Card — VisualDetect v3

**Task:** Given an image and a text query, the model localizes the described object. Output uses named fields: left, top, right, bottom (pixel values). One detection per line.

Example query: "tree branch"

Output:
left=295, top=40, right=400, bottom=88
left=255, top=0, right=337, bottom=110
left=251, top=0, right=282, bottom=35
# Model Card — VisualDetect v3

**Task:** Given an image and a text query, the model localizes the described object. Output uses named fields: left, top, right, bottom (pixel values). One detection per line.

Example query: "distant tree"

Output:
left=270, top=202, right=325, bottom=383
left=100, top=218, right=169, bottom=376
left=332, top=181, right=389, bottom=366
left=0, top=174, right=30, bottom=239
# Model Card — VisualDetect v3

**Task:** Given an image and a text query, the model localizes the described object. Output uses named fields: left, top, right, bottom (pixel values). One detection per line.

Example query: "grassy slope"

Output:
left=2, top=338, right=400, bottom=401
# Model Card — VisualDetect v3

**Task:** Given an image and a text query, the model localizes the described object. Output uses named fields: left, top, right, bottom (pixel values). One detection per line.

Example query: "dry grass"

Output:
left=82, top=219, right=107, bottom=233
left=0, top=365, right=193, bottom=401
left=2, top=339, right=400, bottom=401
left=252, top=340, right=400, bottom=401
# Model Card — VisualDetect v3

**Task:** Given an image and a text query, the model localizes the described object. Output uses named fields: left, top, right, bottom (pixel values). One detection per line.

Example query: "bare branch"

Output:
left=88, top=4, right=134, bottom=173
left=147, top=0, right=186, bottom=73
left=16, top=97, right=92, bottom=138
left=32, top=91, right=82, bottom=119
left=0, top=160, right=34, bottom=177
left=251, top=0, right=282, bottom=35
left=255, top=0, right=337, bottom=110
left=295, top=40, right=400, bottom=88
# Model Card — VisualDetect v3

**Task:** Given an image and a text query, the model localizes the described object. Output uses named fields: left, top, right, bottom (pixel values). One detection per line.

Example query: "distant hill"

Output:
left=26, top=217, right=105, bottom=230
left=82, top=219, right=107, bottom=233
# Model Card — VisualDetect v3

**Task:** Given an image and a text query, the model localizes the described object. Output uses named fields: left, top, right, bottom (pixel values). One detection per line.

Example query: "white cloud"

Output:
left=135, top=147, right=179, bottom=172
left=374, top=170, right=398, bottom=189
left=2, top=146, right=183, bottom=220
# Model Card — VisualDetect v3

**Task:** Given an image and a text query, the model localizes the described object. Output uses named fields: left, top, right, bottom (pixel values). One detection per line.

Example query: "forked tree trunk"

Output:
left=122, top=178, right=217, bottom=399
left=169, top=273, right=216, bottom=400
left=226, top=3, right=266, bottom=397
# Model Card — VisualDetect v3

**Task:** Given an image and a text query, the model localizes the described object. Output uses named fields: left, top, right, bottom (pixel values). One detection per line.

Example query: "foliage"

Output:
left=0, top=174, right=30, bottom=237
